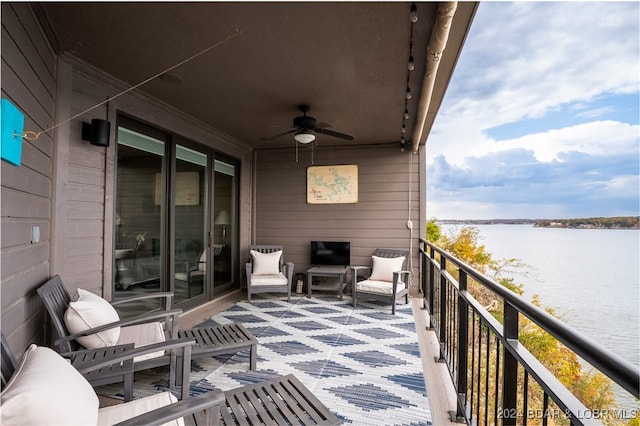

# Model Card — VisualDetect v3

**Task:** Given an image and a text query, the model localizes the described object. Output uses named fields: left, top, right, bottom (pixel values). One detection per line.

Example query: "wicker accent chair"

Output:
left=246, top=245, right=294, bottom=302
left=351, top=248, right=411, bottom=315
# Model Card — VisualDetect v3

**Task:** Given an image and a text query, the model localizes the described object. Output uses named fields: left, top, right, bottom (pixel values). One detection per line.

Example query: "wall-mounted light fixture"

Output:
left=81, top=119, right=111, bottom=147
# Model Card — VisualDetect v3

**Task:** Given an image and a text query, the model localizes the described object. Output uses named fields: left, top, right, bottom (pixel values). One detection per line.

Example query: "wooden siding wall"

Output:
left=55, top=55, right=253, bottom=302
left=1, top=3, right=56, bottom=351
left=253, top=144, right=421, bottom=286
left=1, top=4, right=253, bottom=351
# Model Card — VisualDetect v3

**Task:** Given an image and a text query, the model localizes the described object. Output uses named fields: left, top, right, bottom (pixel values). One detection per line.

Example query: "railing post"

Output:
left=438, top=256, right=447, bottom=362
left=502, top=301, right=519, bottom=426
left=428, top=246, right=435, bottom=316
left=421, top=244, right=428, bottom=311
left=454, top=270, right=468, bottom=422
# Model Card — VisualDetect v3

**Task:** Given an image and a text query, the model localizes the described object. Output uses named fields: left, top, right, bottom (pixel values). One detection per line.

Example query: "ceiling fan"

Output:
left=263, top=104, right=355, bottom=144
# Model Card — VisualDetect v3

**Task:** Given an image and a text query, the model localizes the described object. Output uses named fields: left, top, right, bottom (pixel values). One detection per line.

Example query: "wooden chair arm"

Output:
left=392, top=270, right=411, bottom=292
left=54, top=309, right=183, bottom=346
left=350, top=266, right=370, bottom=273
left=70, top=338, right=196, bottom=374
left=284, top=262, right=294, bottom=279
left=245, top=262, right=253, bottom=282
left=113, top=390, right=225, bottom=426
left=350, top=265, right=371, bottom=281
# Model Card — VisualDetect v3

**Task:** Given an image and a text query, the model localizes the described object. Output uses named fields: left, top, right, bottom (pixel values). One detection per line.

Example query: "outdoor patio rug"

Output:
left=96, top=295, right=432, bottom=425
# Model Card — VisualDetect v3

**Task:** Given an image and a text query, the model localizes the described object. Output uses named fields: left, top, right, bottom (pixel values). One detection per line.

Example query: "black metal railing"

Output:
left=420, top=238, right=639, bottom=426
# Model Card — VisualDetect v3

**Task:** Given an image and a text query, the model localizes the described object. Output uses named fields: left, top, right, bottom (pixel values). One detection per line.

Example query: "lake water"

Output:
left=440, top=224, right=639, bottom=410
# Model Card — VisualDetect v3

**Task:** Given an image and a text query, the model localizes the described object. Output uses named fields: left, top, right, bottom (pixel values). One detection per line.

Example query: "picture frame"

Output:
left=307, top=164, right=358, bottom=204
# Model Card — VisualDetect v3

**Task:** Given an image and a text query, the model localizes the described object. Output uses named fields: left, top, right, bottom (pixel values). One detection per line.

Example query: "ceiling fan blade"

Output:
left=314, top=127, right=355, bottom=141
left=260, top=129, right=296, bottom=141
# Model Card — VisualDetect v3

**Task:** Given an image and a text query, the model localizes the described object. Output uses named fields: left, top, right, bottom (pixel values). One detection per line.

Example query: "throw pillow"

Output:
left=64, top=288, right=121, bottom=348
left=370, top=255, right=405, bottom=282
left=0, top=344, right=99, bottom=425
left=250, top=250, right=282, bottom=275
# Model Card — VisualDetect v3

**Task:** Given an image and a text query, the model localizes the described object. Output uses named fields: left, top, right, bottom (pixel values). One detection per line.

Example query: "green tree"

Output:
left=439, top=225, right=493, bottom=272
left=425, top=218, right=441, bottom=242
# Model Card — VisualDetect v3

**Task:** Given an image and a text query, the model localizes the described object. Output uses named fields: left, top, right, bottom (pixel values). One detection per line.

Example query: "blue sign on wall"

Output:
left=1, top=98, right=25, bottom=166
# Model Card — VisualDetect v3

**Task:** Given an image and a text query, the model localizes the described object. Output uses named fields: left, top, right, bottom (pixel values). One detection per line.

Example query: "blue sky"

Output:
left=426, top=1, right=639, bottom=220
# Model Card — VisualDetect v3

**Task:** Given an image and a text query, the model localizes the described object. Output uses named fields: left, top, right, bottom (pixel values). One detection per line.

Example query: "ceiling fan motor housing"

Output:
left=293, top=115, right=316, bottom=129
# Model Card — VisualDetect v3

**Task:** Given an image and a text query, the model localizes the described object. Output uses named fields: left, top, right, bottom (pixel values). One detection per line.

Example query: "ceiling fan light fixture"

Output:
left=294, top=130, right=316, bottom=144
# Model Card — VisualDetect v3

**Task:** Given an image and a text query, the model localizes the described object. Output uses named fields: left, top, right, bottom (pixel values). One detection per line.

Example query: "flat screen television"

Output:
left=310, top=241, right=350, bottom=266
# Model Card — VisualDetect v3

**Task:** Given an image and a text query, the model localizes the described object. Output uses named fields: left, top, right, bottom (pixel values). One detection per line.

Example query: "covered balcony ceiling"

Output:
left=37, top=2, right=477, bottom=150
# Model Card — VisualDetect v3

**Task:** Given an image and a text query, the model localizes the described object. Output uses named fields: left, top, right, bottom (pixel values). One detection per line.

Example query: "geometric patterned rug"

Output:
left=96, top=295, right=432, bottom=425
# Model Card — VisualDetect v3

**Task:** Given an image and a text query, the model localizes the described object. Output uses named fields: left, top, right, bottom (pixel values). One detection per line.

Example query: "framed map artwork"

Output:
left=307, top=164, right=358, bottom=204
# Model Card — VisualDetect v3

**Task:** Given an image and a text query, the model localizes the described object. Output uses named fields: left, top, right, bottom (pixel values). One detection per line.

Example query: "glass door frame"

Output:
left=114, top=115, right=241, bottom=311
left=211, top=154, right=240, bottom=296
left=169, top=138, right=211, bottom=309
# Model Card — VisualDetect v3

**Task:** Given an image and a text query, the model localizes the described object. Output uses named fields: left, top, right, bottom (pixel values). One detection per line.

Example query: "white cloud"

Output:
left=427, top=1, right=640, bottom=167
left=485, top=121, right=639, bottom=163
left=574, top=106, right=616, bottom=119
left=425, top=2, right=640, bottom=219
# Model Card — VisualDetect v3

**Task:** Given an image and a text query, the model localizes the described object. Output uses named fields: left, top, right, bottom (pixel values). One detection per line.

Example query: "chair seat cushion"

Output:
left=250, top=273, right=288, bottom=286
left=174, top=272, right=189, bottom=282
left=97, top=391, right=183, bottom=426
left=0, top=345, right=99, bottom=425
left=117, top=322, right=166, bottom=362
left=64, top=288, right=121, bottom=348
left=355, top=279, right=405, bottom=295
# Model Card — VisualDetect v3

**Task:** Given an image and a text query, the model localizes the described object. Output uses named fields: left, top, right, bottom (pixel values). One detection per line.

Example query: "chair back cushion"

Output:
left=250, top=250, right=282, bottom=275
left=0, top=345, right=99, bottom=425
left=64, top=289, right=121, bottom=348
left=117, top=322, right=166, bottom=362
left=370, top=255, right=406, bottom=282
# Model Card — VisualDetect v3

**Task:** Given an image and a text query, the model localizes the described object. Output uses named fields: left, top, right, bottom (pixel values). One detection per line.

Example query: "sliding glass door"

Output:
left=173, top=144, right=208, bottom=304
left=114, top=117, right=238, bottom=310
left=115, top=126, right=166, bottom=303
left=213, top=158, right=237, bottom=293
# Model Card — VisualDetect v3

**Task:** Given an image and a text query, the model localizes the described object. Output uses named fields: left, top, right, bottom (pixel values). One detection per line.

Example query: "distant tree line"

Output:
left=439, top=216, right=639, bottom=229
left=534, top=216, right=639, bottom=229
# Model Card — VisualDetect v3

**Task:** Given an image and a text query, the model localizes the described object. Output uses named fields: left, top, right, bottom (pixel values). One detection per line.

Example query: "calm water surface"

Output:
left=441, top=224, right=639, bottom=409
